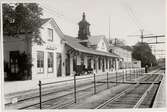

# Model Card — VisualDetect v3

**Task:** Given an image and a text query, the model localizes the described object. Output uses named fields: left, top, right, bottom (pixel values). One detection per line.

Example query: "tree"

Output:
left=3, top=3, right=43, bottom=80
left=3, top=3, right=43, bottom=44
left=132, top=42, right=157, bottom=67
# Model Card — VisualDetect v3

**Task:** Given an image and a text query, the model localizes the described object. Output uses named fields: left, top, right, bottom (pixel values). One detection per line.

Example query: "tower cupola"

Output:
left=78, top=12, right=91, bottom=40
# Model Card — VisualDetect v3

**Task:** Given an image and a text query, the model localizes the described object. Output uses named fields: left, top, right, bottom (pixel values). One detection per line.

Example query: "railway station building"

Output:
left=3, top=13, right=120, bottom=81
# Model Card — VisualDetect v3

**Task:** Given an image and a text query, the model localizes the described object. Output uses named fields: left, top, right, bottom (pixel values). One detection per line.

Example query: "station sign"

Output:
left=46, top=44, right=57, bottom=50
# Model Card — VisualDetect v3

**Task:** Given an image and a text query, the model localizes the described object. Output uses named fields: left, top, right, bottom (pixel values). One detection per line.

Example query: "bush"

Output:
left=17, top=52, right=32, bottom=80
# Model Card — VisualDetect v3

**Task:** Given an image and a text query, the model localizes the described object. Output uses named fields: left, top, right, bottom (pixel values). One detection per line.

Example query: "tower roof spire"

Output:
left=78, top=12, right=91, bottom=43
left=82, top=12, right=85, bottom=20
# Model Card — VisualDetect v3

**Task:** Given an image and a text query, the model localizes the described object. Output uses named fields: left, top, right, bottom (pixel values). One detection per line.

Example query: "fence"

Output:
left=38, top=68, right=145, bottom=109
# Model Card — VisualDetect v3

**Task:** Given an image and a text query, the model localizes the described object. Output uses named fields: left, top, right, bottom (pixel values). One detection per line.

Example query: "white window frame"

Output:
left=48, top=52, right=54, bottom=73
left=37, top=51, right=44, bottom=73
left=48, top=28, right=53, bottom=41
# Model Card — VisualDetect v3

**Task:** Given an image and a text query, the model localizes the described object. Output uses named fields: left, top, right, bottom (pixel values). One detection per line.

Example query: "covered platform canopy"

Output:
left=63, top=35, right=120, bottom=58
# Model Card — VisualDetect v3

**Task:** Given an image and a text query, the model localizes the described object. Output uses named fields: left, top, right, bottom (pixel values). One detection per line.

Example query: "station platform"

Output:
left=3, top=69, right=133, bottom=95
left=153, top=72, right=166, bottom=108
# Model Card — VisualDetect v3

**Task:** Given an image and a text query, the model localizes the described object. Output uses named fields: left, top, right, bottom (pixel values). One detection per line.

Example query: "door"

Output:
left=57, top=53, right=62, bottom=77
left=66, top=54, right=70, bottom=76
left=10, top=51, right=19, bottom=76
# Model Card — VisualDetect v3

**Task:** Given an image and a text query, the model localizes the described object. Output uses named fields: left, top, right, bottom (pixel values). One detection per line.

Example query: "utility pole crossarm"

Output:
left=147, top=42, right=165, bottom=44
left=143, top=35, right=165, bottom=38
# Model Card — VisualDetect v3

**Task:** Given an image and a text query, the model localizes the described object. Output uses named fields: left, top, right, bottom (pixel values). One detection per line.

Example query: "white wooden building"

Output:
left=4, top=13, right=120, bottom=81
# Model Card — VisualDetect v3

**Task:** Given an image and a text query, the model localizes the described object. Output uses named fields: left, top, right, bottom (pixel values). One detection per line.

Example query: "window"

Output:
left=101, top=42, right=105, bottom=49
left=109, top=49, right=113, bottom=53
left=48, top=52, right=54, bottom=73
left=134, top=62, right=137, bottom=64
left=57, top=53, right=62, bottom=77
left=37, top=51, right=44, bottom=73
left=48, top=28, right=53, bottom=41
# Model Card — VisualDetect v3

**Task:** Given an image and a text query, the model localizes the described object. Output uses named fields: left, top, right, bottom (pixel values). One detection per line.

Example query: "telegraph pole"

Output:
left=140, top=29, right=144, bottom=43
left=109, top=16, right=111, bottom=45
left=115, top=38, right=117, bottom=45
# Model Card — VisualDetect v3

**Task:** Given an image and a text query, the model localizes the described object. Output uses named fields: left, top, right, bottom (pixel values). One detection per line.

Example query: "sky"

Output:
left=38, top=0, right=165, bottom=58
left=39, top=0, right=165, bottom=43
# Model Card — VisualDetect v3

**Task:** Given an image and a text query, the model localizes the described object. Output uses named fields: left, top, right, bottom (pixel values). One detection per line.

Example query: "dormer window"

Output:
left=48, top=28, right=53, bottom=41
left=101, top=42, right=105, bottom=49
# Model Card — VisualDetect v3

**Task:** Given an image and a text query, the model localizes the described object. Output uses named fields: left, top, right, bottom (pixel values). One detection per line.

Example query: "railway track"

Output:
left=41, top=73, right=154, bottom=109
left=5, top=72, right=130, bottom=109
left=95, top=71, right=162, bottom=109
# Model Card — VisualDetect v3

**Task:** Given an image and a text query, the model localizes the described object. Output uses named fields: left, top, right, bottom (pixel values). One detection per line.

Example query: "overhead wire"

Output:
left=121, top=2, right=142, bottom=31
left=121, top=2, right=156, bottom=36
left=39, top=2, right=77, bottom=26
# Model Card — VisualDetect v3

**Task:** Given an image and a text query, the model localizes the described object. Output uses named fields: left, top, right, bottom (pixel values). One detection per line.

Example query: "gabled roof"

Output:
left=88, top=35, right=110, bottom=49
left=88, top=35, right=104, bottom=45
left=40, top=18, right=119, bottom=58
left=63, top=35, right=119, bottom=58
left=110, top=45, right=133, bottom=52
left=45, top=18, right=65, bottom=38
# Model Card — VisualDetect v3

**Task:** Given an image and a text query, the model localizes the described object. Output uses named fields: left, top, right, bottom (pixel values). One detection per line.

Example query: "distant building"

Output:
left=4, top=13, right=120, bottom=81
left=132, top=59, right=141, bottom=68
left=109, top=45, right=142, bottom=69
left=109, top=45, right=133, bottom=69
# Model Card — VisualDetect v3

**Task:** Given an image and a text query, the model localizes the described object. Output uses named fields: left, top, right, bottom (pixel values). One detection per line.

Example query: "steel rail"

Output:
left=133, top=74, right=161, bottom=108
left=94, top=72, right=160, bottom=109
left=7, top=73, right=122, bottom=106
left=95, top=84, right=138, bottom=109
left=19, top=75, right=125, bottom=109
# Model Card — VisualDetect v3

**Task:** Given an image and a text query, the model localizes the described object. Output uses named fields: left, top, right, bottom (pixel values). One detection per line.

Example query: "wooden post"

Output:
left=140, top=68, right=141, bottom=76
left=134, top=69, right=136, bottom=79
left=140, top=68, right=142, bottom=76
left=136, top=69, right=137, bottom=78
left=130, top=69, right=131, bottom=80
left=125, top=69, right=127, bottom=81
left=116, top=70, right=118, bottom=85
